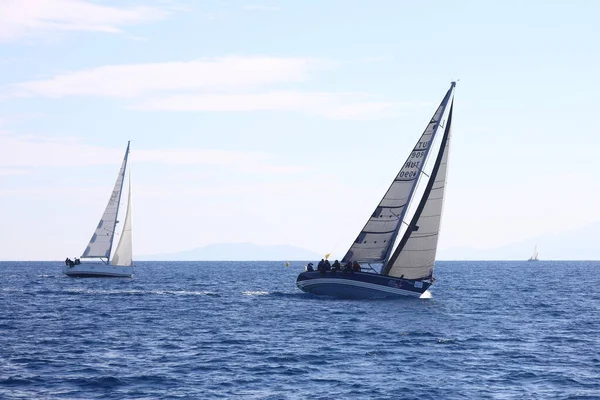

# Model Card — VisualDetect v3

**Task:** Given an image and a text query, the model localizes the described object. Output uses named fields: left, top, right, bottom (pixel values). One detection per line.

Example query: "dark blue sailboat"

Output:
left=297, top=83, right=457, bottom=299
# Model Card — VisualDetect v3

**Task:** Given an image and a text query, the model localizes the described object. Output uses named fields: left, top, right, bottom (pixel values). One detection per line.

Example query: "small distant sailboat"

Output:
left=64, top=142, right=134, bottom=277
left=528, top=245, right=539, bottom=262
left=296, top=82, right=457, bottom=299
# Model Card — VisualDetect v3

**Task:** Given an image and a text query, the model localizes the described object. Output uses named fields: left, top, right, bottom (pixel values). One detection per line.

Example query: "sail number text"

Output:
left=399, top=170, right=417, bottom=179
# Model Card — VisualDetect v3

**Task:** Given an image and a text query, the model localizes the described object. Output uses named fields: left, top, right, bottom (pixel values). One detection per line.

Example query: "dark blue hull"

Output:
left=296, top=271, right=431, bottom=299
left=64, top=273, right=129, bottom=278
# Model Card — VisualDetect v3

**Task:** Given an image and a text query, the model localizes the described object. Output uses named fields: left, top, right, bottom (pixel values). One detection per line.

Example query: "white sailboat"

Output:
left=297, top=82, right=456, bottom=299
left=64, top=142, right=134, bottom=277
left=528, top=245, right=539, bottom=262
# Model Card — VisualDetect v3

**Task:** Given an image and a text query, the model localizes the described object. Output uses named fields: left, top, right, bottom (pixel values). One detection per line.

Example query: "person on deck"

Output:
left=306, top=262, right=314, bottom=272
left=332, top=260, right=341, bottom=270
left=352, top=261, right=361, bottom=272
left=65, top=258, right=70, bottom=266
left=317, top=259, right=325, bottom=272
left=323, top=259, right=331, bottom=271
left=343, top=261, right=352, bottom=273
left=74, top=258, right=81, bottom=265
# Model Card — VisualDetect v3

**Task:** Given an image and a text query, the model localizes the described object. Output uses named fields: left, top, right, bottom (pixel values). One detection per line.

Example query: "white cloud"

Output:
left=5, top=56, right=413, bottom=119
left=135, top=148, right=307, bottom=174
left=0, top=131, right=307, bottom=174
left=9, top=57, right=330, bottom=98
left=243, top=5, right=280, bottom=11
left=0, top=0, right=168, bottom=42
left=132, top=91, right=420, bottom=119
left=0, top=168, right=29, bottom=176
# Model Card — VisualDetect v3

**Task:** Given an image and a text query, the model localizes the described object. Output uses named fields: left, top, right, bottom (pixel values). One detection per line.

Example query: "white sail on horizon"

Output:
left=529, top=245, right=539, bottom=261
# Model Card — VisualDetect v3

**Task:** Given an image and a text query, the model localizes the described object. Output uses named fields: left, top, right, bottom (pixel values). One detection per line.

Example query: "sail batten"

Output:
left=341, top=84, right=455, bottom=264
left=383, top=100, right=454, bottom=279
left=81, top=142, right=130, bottom=259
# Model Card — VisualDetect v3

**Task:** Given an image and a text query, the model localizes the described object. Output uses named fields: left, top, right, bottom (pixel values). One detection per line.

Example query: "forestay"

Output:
left=384, top=101, right=454, bottom=280
left=82, top=142, right=130, bottom=259
left=341, top=85, right=454, bottom=264
left=111, top=180, right=133, bottom=266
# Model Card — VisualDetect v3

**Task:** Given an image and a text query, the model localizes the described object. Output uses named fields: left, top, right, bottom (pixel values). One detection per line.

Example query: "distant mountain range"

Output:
left=138, top=221, right=600, bottom=261
left=438, top=221, right=600, bottom=260
left=138, top=242, right=322, bottom=261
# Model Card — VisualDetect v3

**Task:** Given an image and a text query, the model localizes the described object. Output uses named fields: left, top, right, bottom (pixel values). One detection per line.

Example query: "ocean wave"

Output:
left=0, top=376, right=37, bottom=386
left=2, top=260, right=600, bottom=399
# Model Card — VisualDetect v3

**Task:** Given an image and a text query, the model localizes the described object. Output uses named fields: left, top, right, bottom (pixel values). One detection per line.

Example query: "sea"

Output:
left=1, top=261, right=599, bottom=399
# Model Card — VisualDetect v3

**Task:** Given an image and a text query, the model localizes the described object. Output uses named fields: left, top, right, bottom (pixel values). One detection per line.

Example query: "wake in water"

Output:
left=63, top=288, right=218, bottom=296
left=242, top=290, right=308, bottom=299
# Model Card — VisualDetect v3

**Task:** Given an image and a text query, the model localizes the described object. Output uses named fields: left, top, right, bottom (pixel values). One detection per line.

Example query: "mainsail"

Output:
left=82, top=142, right=130, bottom=259
left=341, top=84, right=455, bottom=264
left=383, top=101, right=454, bottom=279
left=110, top=179, right=133, bottom=266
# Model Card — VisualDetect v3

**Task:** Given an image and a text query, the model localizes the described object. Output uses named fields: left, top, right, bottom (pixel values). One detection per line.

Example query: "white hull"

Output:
left=63, top=263, right=134, bottom=277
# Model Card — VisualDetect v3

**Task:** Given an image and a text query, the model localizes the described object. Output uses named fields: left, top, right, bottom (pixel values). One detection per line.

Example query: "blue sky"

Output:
left=1, top=0, right=599, bottom=260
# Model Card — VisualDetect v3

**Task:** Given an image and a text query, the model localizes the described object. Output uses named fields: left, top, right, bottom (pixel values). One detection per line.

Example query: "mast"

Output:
left=383, top=100, right=454, bottom=278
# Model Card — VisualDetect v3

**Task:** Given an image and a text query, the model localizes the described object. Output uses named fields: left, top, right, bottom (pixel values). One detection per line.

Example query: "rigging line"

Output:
left=389, top=209, right=402, bottom=220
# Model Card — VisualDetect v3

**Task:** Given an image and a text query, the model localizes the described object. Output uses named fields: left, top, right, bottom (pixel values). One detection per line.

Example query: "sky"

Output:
left=1, top=0, right=599, bottom=260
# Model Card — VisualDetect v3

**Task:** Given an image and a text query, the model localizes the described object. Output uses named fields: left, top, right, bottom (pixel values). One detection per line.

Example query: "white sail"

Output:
left=111, top=178, right=133, bottom=266
left=385, top=100, right=454, bottom=280
left=342, top=86, right=455, bottom=264
left=82, top=142, right=130, bottom=259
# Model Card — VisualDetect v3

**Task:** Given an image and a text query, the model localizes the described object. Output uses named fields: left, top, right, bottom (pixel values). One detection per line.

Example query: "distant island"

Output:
left=138, top=242, right=322, bottom=261
left=132, top=221, right=600, bottom=262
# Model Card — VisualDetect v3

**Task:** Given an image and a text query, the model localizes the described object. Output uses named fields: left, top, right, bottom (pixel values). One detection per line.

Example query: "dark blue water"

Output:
left=1, top=261, right=599, bottom=399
